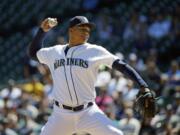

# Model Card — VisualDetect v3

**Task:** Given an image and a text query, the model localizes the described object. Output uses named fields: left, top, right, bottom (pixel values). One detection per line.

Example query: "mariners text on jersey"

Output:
left=54, top=58, right=89, bottom=69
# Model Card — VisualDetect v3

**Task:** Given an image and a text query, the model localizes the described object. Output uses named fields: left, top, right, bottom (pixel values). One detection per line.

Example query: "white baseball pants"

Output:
left=40, top=103, right=123, bottom=135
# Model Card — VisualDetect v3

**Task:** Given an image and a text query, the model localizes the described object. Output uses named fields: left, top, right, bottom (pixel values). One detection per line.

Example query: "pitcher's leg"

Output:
left=40, top=110, right=74, bottom=135
left=77, top=104, right=123, bottom=135
left=86, top=113, right=123, bottom=135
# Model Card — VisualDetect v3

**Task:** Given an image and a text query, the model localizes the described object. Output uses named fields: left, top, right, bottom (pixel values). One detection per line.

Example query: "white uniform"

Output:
left=37, top=43, right=123, bottom=135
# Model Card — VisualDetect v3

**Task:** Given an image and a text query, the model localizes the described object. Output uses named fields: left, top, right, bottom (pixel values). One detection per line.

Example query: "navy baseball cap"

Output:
left=69, top=16, right=95, bottom=29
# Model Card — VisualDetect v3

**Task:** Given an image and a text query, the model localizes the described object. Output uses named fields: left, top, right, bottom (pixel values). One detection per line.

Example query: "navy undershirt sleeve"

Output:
left=28, top=28, right=46, bottom=61
left=112, top=59, right=148, bottom=88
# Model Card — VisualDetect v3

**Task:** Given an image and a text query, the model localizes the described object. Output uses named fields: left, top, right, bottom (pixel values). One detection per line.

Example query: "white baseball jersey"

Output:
left=37, top=43, right=118, bottom=106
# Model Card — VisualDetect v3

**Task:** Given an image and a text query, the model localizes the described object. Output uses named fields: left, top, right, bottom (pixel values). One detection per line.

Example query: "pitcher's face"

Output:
left=69, top=25, right=91, bottom=43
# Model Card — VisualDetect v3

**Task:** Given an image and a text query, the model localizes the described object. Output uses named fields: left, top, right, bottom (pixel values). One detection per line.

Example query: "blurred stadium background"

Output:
left=0, top=0, right=179, bottom=135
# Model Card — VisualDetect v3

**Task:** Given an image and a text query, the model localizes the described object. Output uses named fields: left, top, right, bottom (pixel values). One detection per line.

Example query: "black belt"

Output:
left=54, top=100, right=93, bottom=112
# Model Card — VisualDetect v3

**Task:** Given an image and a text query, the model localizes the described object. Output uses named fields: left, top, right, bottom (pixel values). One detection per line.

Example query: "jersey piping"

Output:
left=63, top=65, right=73, bottom=103
left=63, top=46, right=73, bottom=104
left=70, top=47, right=80, bottom=105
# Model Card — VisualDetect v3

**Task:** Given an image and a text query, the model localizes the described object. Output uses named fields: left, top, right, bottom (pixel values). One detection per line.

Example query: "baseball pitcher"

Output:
left=28, top=16, right=156, bottom=135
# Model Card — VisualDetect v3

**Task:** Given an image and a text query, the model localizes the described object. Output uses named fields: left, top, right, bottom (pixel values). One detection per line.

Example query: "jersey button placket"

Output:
left=65, top=48, right=78, bottom=106
left=63, top=48, right=73, bottom=105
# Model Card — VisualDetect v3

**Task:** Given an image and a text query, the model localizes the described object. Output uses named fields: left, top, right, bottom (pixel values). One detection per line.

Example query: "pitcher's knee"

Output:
left=118, top=130, right=124, bottom=135
left=108, top=126, right=124, bottom=135
left=115, top=129, right=124, bottom=135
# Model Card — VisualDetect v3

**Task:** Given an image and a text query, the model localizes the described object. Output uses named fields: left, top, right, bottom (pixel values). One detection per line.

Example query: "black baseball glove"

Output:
left=135, top=88, right=157, bottom=119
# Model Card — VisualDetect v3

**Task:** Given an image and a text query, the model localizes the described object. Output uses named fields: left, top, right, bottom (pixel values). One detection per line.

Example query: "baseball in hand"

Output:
left=47, top=18, right=58, bottom=27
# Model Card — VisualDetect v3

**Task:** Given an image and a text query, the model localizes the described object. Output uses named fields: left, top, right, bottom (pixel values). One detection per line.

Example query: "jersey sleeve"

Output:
left=36, top=47, right=52, bottom=64
left=96, top=46, right=119, bottom=68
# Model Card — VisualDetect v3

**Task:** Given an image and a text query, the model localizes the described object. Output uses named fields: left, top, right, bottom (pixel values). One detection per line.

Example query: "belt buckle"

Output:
left=72, top=107, right=78, bottom=112
left=73, top=105, right=84, bottom=112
